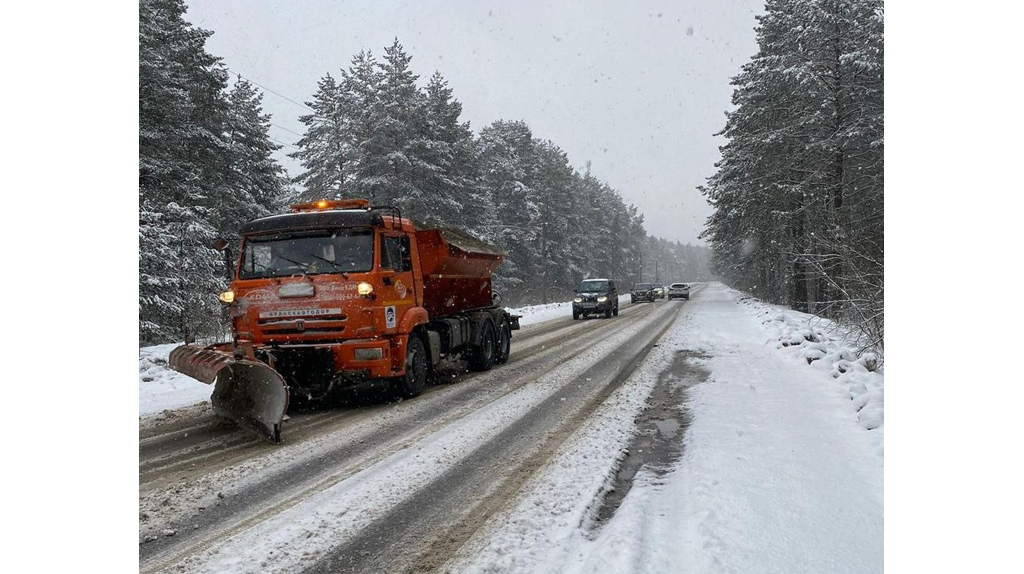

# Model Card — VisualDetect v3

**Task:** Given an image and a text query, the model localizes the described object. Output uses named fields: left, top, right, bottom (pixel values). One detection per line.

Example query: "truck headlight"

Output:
left=597, top=296, right=608, bottom=302
left=218, top=290, right=235, bottom=304
left=354, top=347, right=383, bottom=361
left=357, top=282, right=374, bottom=296
left=574, top=297, right=582, bottom=303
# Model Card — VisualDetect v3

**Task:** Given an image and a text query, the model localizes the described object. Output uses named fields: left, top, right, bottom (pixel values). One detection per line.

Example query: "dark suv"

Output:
left=572, top=278, right=618, bottom=319
left=630, top=283, right=656, bottom=303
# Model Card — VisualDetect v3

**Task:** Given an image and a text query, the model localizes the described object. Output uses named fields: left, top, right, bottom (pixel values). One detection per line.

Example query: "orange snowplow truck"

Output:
left=169, top=198, right=520, bottom=442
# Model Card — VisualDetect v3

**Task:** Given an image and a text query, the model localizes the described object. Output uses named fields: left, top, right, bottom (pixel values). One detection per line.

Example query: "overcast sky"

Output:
left=187, top=0, right=763, bottom=245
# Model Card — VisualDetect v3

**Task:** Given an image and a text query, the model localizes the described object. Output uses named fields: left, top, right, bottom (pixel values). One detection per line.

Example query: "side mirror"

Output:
left=212, top=238, right=233, bottom=281
left=573, top=288, right=578, bottom=293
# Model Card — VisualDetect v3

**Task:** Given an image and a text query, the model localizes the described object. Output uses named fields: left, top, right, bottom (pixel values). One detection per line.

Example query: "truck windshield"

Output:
left=578, top=280, right=609, bottom=292
left=239, top=230, right=373, bottom=279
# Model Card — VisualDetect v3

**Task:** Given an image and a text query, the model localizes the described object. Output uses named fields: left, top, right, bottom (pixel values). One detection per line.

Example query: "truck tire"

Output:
left=398, top=335, right=427, bottom=398
left=613, top=303, right=619, bottom=317
left=495, top=317, right=512, bottom=365
left=468, top=320, right=497, bottom=372
left=572, top=309, right=580, bottom=320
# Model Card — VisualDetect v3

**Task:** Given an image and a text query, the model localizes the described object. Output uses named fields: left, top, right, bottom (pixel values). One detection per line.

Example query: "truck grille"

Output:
left=257, top=313, right=347, bottom=338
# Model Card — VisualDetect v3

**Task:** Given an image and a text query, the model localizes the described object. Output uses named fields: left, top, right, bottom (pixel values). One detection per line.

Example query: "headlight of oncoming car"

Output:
left=597, top=296, right=608, bottom=302
left=574, top=297, right=582, bottom=303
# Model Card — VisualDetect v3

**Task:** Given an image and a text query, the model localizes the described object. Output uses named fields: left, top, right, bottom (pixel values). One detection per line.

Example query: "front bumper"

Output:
left=574, top=300, right=613, bottom=313
left=261, top=338, right=394, bottom=381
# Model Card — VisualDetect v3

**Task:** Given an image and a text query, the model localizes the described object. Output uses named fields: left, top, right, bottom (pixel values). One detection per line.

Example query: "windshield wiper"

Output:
left=306, top=252, right=345, bottom=274
left=276, top=255, right=311, bottom=276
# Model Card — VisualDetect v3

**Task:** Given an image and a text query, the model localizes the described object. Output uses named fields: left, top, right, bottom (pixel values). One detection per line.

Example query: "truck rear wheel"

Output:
left=398, top=335, right=427, bottom=398
left=495, top=318, right=512, bottom=365
left=468, top=321, right=497, bottom=372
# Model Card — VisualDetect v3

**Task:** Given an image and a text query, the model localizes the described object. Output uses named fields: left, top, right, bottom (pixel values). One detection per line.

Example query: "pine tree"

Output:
left=139, top=0, right=229, bottom=344
left=140, top=0, right=289, bottom=344
left=532, top=140, right=578, bottom=291
left=414, top=71, right=484, bottom=229
left=291, top=73, right=348, bottom=200
left=354, top=40, right=426, bottom=210
left=701, top=0, right=883, bottom=346
left=221, top=78, right=286, bottom=232
left=477, top=120, right=541, bottom=294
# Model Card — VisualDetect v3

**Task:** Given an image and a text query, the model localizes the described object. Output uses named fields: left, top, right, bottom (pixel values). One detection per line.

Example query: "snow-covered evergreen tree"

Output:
left=140, top=0, right=288, bottom=344
left=414, top=71, right=485, bottom=230
left=477, top=120, right=541, bottom=293
left=291, top=73, right=349, bottom=200
left=221, top=78, right=287, bottom=231
left=701, top=0, right=883, bottom=346
left=139, top=0, right=227, bottom=344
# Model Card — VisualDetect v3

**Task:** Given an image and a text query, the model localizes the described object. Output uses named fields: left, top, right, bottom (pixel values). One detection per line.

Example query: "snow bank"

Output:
left=736, top=294, right=884, bottom=461
left=138, top=343, right=211, bottom=417
left=574, top=284, right=883, bottom=574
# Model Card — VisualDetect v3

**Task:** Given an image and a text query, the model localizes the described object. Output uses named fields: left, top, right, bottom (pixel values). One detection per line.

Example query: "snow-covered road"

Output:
left=139, top=283, right=883, bottom=573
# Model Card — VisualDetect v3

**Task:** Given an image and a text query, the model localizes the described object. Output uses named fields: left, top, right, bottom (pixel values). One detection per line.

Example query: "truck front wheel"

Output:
left=468, top=321, right=497, bottom=372
left=398, top=335, right=428, bottom=398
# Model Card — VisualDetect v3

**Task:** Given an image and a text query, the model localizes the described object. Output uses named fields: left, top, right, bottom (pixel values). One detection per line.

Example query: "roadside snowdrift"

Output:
left=138, top=343, right=212, bottom=417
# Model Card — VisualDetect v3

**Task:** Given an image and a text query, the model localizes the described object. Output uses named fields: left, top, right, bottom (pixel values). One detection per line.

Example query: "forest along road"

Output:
left=139, top=285, right=703, bottom=574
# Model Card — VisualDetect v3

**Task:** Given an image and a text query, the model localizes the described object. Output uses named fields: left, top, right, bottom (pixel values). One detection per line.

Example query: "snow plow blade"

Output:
left=168, top=345, right=289, bottom=443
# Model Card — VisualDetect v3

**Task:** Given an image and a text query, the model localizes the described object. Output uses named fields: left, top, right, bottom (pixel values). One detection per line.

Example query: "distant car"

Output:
left=668, top=283, right=690, bottom=300
left=630, top=283, right=656, bottom=303
left=573, top=278, right=619, bottom=319
left=653, top=285, right=666, bottom=299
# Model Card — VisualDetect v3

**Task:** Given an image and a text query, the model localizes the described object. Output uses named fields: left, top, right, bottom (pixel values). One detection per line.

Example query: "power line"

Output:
left=270, top=122, right=304, bottom=138
left=227, top=68, right=315, bottom=113
left=268, top=135, right=300, bottom=150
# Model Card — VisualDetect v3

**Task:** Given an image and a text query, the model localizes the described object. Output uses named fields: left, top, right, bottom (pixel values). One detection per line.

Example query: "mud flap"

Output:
left=168, top=345, right=289, bottom=443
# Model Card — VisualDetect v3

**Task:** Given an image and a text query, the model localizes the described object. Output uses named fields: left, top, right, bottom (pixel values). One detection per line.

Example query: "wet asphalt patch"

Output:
left=592, top=349, right=711, bottom=526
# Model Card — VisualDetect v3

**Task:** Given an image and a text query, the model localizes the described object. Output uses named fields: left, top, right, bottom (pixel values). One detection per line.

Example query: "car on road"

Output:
left=668, top=283, right=690, bottom=300
left=653, top=285, right=666, bottom=299
left=573, top=278, right=619, bottom=319
left=630, top=283, right=656, bottom=303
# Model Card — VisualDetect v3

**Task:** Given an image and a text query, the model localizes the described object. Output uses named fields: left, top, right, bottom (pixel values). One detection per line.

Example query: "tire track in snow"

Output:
left=303, top=302, right=685, bottom=574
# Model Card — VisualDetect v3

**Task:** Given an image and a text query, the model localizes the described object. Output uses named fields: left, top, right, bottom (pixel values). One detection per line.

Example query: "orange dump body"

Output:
left=415, top=228, right=503, bottom=317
